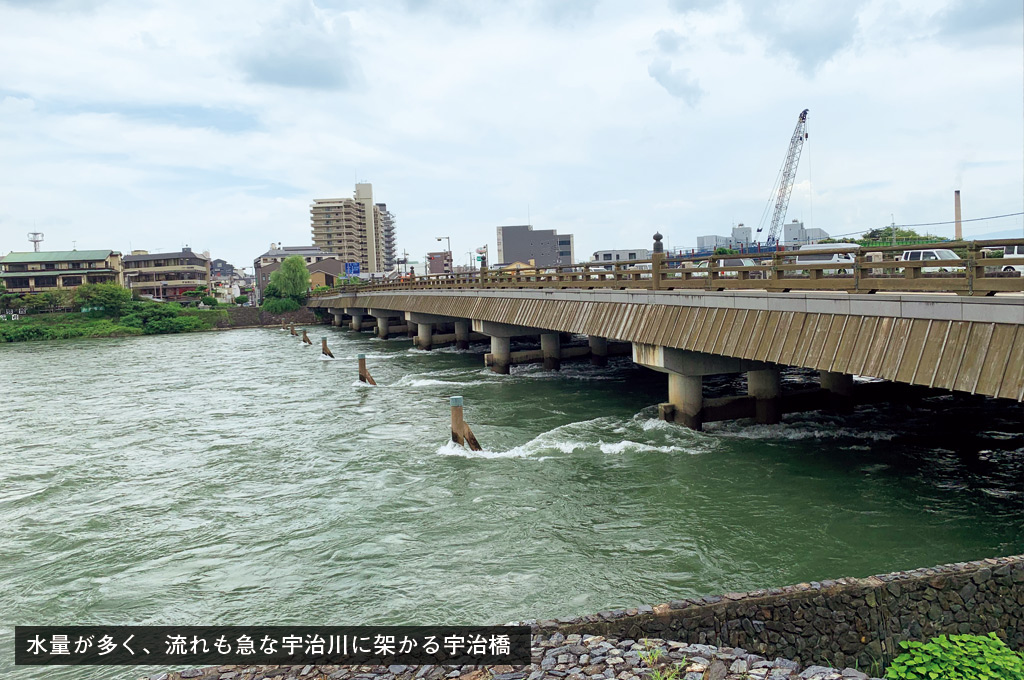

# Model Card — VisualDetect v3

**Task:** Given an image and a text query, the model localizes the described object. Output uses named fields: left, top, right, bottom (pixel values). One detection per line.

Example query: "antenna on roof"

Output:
left=28, top=232, right=43, bottom=252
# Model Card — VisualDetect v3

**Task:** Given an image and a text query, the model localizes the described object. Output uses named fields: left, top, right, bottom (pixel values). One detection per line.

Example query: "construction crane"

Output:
left=756, top=108, right=809, bottom=248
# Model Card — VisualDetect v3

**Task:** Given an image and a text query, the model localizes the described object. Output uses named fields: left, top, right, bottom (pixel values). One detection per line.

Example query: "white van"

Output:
left=795, top=243, right=859, bottom=274
left=899, top=248, right=964, bottom=273
left=998, top=245, right=1024, bottom=274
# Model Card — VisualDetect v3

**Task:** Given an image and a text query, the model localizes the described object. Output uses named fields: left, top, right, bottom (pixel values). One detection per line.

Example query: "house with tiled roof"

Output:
left=0, top=250, right=123, bottom=293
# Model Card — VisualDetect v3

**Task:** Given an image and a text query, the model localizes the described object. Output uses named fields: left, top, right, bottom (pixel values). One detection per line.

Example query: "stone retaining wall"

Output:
left=541, top=555, right=1024, bottom=671
left=216, top=307, right=319, bottom=328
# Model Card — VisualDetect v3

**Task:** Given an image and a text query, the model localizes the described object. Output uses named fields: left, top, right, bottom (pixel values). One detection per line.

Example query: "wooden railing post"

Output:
left=651, top=252, right=663, bottom=290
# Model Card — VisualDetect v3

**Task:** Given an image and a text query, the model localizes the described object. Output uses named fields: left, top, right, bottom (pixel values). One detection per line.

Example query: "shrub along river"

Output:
left=1, top=327, right=1022, bottom=679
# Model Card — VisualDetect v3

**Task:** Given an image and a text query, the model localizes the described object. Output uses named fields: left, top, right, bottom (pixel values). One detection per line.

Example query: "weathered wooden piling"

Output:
left=301, top=329, right=312, bottom=345
left=321, top=336, right=334, bottom=358
left=450, top=396, right=482, bottom=451
left=290, top=324, right=298, bottom=336
left=357, top=353, right=377, bottom=385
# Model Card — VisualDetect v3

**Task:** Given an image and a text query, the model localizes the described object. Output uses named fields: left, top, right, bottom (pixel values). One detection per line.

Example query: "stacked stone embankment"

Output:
left=544, top=555, right=1024, bottom=670
left=139, top=555, right=1024, bottom=680
left=138, top=634, right=880, bottom=680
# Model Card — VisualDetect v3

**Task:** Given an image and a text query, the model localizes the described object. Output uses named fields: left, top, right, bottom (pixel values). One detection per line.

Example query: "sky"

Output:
left=1, top=0, right=1022, bottom=272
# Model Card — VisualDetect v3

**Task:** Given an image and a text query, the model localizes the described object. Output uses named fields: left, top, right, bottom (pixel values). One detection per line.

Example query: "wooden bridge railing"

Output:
left=308, top=238, right=1024, bottom=300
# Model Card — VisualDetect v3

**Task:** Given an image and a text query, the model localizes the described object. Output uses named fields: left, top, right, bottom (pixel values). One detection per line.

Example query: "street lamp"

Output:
left=435, top=236, right=451, bottom=273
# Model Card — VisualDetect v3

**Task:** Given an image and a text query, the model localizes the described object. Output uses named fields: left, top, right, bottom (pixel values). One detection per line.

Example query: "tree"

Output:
left=234, top=295, right=249, bottom=305
left=74, top=283, right=132, bottom=316
left=270, top=255, right=310, bottom=302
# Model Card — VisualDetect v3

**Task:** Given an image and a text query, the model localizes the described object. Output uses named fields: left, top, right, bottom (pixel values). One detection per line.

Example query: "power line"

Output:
left=888, top=212, right=1024, bottom=229
left=822, top=211, right=1024, bottom=240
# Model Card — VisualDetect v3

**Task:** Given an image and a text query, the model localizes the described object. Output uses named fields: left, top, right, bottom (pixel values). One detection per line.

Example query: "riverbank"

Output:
left=0, top=306, right=319, bottom=342
left=134, top=636, right=880, bottom=680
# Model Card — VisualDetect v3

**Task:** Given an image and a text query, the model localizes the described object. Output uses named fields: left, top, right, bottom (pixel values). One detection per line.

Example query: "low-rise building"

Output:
left=122, top=248, right=211, bottom=302
left=783, top=220, right=830, bottom=247
left=592, top=248, right=651, bottom=264
left=496, top=225, right=574, bottom=267
left=426, top=251, right=453, bottom=275
left=0, top=249, right=123, bottom=293
left=254, top=244, right=339, bottom=301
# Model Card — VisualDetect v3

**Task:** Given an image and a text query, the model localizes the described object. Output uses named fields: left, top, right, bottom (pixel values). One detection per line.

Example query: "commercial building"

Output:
left=310, top=183, right=395, bottom=274
left=495, top=225, right=574, bottom=267
left=253, top=245, right=336, bottom=301
left=696, top=224, right=754, bottom=252
left=783, top=220, right=830, bottom=247
left=591, top=248, right=651, bottom=264
left=426, top=251, right=453, bottom=275
left=0, top=249, right=123, bottom=293
left=122, top=247, right=210, bottom=302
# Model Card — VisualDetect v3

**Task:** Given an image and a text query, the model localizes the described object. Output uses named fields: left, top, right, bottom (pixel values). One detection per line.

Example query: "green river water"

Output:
left=1, top=326, right=1022, bottom=679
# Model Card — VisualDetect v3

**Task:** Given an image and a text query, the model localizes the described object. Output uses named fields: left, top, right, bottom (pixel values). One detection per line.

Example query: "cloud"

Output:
left=653, top=28, right=687, bottom=54
left=237, top=0, right=361, bottom=90
left=534, top=0, right=599, bottom=28
left=670, top=0, right=868, bottom=75
left=935, top=0, right=1023, bottom=43
left=647, top=57, right=703, bottom=105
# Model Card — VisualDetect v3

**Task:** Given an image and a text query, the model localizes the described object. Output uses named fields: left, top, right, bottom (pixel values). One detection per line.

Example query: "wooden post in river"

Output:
left=301, top=329, right=312, bottom=345
left=450, top=396, right=482, bottom=451
left=290, top=324, right=298, bottom=336
left=321, top=336, right=334, bottom=358
left=358, top=353, right=376, bottom=385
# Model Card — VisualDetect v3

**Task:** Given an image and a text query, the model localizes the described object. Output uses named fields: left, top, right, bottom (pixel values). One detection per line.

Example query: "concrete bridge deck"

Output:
left=308, top=286, right=1024, bottom=429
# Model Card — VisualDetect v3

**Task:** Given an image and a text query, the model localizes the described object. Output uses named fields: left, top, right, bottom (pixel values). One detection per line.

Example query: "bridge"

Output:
left=307, top=239, right=1024, bottom=429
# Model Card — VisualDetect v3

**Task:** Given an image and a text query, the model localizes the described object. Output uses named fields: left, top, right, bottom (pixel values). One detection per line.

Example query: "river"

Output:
left=1, top=326, right=1022, bottom=679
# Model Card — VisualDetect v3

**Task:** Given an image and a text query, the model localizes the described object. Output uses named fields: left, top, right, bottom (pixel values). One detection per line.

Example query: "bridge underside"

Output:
left=313, top=289, right=1024, bottom=427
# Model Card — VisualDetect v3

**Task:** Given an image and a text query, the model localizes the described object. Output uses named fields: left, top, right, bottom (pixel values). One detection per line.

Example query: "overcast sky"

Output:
left=1, top=0, right=1022, bottom=271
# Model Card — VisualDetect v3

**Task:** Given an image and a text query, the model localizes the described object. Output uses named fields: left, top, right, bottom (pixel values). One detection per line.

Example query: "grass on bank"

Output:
left=0, top=302, right=227, bottom=343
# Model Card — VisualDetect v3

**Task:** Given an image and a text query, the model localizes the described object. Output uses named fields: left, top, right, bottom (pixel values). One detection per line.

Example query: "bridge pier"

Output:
left=820, top=371, right=855, bottom=413
left=330, top=310, right=345, bottom=326
left=417, top=323, right=433, bottom=350
left=665, top=373, right=704, bottom=430
left=748, top=367, right=782, bottom=424
left=349, top=313, right=364, bottom=331
left=490, top=336, right=511, bottom=374
left=589, top=336, right=608, bottom=367
left=541, top=332, right=561, bottom=371
left=455, top=320, right=471, bottom=350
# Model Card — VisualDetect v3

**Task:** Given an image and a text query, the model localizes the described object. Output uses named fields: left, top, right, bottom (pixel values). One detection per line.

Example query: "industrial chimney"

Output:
left=954, top=190, right=962, bottom=241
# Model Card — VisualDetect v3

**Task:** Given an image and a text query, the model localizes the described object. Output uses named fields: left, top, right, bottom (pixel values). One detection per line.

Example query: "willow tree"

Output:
left=269, top=255, right=311, bottom=302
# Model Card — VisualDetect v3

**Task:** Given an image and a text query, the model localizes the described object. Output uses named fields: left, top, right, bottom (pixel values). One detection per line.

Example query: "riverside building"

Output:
left=495, top=225, right=574, bottom=267
left=0, top=249, right=123, bottom=293
left=122, top=247, right=210, bottom=302
left=310, top=183, right=397, bottom=274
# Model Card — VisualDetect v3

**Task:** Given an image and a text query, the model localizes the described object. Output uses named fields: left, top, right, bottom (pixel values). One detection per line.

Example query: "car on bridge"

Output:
left=688, top=257, right=767, bottom=279
left=795, top=243, right=859, bottom=275
left=899, top=248, right=965, bottom=274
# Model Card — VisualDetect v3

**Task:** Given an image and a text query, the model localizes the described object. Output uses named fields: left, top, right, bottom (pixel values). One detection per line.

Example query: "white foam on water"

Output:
left=708, top=420, right=896, bottom=441
left=435, top=411, right=711, bottom=461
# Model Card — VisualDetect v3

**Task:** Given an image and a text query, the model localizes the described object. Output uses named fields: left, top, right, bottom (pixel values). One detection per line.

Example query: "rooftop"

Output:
left=1, top=250, right=117, bottom=263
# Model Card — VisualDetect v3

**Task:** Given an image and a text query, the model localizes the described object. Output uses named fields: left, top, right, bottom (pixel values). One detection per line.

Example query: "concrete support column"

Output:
left=417, top=323, right=433, bottom=350
left=540, top=332, right=561, bottom=371
left=350, top=314, right=364, bottom=332
left=748, top=367, right=782, bottom=425
left=820, top=371, right=855, bottom=413
left=664, top=373, right=704, bottom=430
left=376, top=316, right=390, bottom=339
left=454, top=320, right=471, bottom=350
left=331, top=312, right=343, bottom=327
left=588, top=336, right=608, bottom=367
left=490, top=336, right=511, bottom=374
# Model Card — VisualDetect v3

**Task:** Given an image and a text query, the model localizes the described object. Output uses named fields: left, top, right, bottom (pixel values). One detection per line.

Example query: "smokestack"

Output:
left=954, top=190, right=962, bottom=241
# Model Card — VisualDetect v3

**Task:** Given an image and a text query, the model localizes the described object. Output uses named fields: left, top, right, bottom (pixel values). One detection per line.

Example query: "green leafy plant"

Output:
left=200, top=295, right=217, bottom=306
left=885, top=633, right=1024, bottom=680
left=639, top=641, right=683, bottom=680
left=261, top=297, right=300, bottom=314
left=234, top=295, right=249, bottom=305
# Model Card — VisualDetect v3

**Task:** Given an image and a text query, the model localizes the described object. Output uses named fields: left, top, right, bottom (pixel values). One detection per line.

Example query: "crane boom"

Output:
left=757, top=108, right=809, bottom=247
